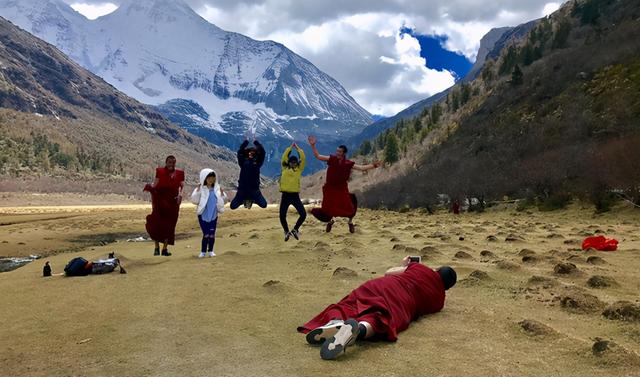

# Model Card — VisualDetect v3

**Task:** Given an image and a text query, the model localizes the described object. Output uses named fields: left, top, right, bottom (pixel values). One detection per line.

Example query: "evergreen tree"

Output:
left=384, top=133, right=399, bottom=164
left=375, top=133, right=385, bottom=150
left=511, top=64, right=524, bottom=86
left=460, top=83, right=471, bottom=104
left=539, top=18, right=553, bottom=46
left=359, top=140, right=372, bottom=155
left=451, top=91, right=460, bottom=111
left=481, top=64, right=494, bottom=82
left=431, top=104, right=442, bottom=124
left=578, top=0, right=601, bottom=25
left=413, top=117, right=422, bottom=133
left=521, top=43, right=535, bottom=66
left=499, top=46, right=518, bottom=75
left=420, top=107, right=429, bottom=119
left=552, top=19, right=572, bottom=49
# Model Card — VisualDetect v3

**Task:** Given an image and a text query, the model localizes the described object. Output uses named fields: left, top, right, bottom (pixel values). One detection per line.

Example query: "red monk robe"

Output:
left=298, top=263, right=446, bottom=341
left=311, top=155, right=357, bottom=221
left=144, top=167, right=185, bottom=245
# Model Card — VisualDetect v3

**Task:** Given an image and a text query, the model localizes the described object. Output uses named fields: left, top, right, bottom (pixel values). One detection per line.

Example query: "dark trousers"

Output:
left=230, top=189, right=268, bottom=209
left=198, top=216, right=218, bottom=252
left=279, top=192, right=307, bottom=233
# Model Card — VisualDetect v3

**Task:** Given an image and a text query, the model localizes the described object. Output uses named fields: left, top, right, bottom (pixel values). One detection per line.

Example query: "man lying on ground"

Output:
left=297, top=257, right=456, bottom=360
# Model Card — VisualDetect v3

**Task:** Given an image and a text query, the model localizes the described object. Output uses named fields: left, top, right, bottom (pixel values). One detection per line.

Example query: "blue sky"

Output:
left=401, top=27, right=473, bottom=80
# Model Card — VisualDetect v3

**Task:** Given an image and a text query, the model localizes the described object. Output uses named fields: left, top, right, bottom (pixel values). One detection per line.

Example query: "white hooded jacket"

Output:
left=190, top=168, right=226, bottom=216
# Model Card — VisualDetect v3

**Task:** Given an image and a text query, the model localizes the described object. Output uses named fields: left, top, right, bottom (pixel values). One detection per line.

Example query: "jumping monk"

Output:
left=230, top=138, right=267, bottom=209
left=279, top=142, right=307, bottom=241
left=298, top=257, right=457, bottom=360
left=307, top=135, right=380, bottom=233
left=143, top=155, right=185, bottom=256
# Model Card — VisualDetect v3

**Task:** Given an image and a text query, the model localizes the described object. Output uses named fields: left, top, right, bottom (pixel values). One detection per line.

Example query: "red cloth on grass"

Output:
left=311, top=155, right=356, bottom=220
left=144, top=167, right=184, bottom=245
left=582, top=235, right=618, bottom=251
left=297, top=263, right=446, bottom=341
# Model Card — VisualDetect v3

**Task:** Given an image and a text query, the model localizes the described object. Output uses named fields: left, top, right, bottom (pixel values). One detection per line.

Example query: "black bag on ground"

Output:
left=64, top=257, right=92, bottom=276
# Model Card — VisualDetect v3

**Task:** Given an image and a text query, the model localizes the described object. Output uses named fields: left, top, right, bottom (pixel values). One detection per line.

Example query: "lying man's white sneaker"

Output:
left=305, top=319, right=344, bottom=345
left=320, top=318, right=359, bottom=360
left=208, top=251, right=216, bottom=257
left=198, top=252, right=206, bottom=258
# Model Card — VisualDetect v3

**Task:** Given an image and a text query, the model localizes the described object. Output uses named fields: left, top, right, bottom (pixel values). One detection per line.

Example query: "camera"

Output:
left=408, top=256, right=421, bottom=263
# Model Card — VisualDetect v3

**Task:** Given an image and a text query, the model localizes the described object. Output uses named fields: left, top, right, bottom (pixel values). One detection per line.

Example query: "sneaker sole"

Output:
left=320, top=319, right=359, bottom=360
left=305, top=323, right=342, bottom=345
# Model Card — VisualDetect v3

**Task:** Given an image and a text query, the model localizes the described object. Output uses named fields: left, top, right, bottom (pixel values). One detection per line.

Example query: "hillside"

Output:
left=354, top=0, right=640, bottom=210
left=0, top=16, right=238, bottom=194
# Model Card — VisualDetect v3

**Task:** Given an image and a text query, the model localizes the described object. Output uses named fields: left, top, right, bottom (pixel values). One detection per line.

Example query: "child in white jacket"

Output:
left=191, top=169, right=226, bottom=257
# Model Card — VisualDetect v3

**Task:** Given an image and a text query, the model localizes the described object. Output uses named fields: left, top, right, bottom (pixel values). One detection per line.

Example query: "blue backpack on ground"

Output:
left=64, top=257, right=92, bottom=276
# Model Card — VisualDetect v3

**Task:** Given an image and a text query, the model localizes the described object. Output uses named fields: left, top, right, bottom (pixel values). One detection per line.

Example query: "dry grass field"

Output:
left=1, top=199, right=639, bottom=376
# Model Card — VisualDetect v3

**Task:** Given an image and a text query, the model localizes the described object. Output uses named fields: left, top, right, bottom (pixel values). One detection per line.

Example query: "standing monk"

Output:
left=308, top=135, right=380, bottom=233
left=230, top=138, right=267, bottom=209
left=143, top=155, right=185, bottom=256
left=298, top=257, right=457, bottom=360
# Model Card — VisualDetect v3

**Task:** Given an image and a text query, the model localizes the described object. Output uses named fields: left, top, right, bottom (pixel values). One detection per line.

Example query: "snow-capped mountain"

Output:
left=0, top=0, right=372, bottom=174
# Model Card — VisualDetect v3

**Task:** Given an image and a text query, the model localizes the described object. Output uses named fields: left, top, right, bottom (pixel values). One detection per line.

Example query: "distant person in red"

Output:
left=298, top=257, right=457, bottom=360
left=307, top=135, right=380, bottom=233
left=452, top=200, right=460, bottom=215
left=143, top=155, right=185, bottom=256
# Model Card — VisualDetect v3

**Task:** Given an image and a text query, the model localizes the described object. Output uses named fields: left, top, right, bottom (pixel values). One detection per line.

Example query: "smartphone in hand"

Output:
left=408, top=256, right=422, bottom=263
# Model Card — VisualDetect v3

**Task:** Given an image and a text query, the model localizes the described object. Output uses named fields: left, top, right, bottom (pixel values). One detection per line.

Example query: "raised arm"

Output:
left=353, top=161, right=382, bottom=171
left=281, top=145, right=293, bottom=167
left=237, top=140, right=249, bottom=166
left=254, top=140, right=266, bottom=167
left=297, top=144, right=306, bottom=171
left=307, top=135, right=329, bottom=162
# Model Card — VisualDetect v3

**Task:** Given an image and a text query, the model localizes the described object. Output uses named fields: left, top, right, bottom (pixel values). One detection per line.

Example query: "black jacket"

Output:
left=237, top=140, right=265, bottom=191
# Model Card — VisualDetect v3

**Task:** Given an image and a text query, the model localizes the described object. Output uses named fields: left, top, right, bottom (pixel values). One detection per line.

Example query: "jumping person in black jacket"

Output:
left=230, top=138, right=268, bottom=209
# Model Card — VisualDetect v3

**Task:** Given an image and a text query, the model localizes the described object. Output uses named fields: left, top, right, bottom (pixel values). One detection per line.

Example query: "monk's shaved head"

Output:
left=437, top=266, right=457, bottom=290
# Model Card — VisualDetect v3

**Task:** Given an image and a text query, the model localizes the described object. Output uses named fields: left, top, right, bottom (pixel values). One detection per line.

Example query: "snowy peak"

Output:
left=107, top=0, right=208, bottom=25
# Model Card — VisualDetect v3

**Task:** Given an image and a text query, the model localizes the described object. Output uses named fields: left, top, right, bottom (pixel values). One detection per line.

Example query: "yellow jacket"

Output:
left=279, top=146, right=305, bottom=193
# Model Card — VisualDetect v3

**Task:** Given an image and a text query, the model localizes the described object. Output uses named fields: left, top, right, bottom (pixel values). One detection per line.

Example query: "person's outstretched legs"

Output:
left=230, top=191, right=245, bottom=210
left=254, top=191, right=268, bottom=208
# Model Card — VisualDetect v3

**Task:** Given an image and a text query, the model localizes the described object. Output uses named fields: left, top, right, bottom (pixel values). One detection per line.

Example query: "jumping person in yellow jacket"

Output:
left=279, top=142, right=307, bottom=241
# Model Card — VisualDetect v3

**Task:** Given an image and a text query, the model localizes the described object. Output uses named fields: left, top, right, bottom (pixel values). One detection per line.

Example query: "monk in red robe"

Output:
left=307, top=135, right=380, bottom=233
left=298, top=257, right=457, bottom=360
left=143, top=155, right=185, bottom=256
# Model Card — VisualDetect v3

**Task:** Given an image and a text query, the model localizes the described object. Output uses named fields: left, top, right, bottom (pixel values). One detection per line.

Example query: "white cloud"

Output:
left=542, top=2, right=562, bottom=16
left=69, top=2, right=117, bottom=20
left=66, top=0, right=569, bottom=116
left=259, top=14, right=455, bottom=115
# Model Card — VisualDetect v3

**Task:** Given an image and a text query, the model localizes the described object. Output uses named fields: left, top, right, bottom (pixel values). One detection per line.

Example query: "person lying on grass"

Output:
left=297, top=256, right=456, bottom=360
